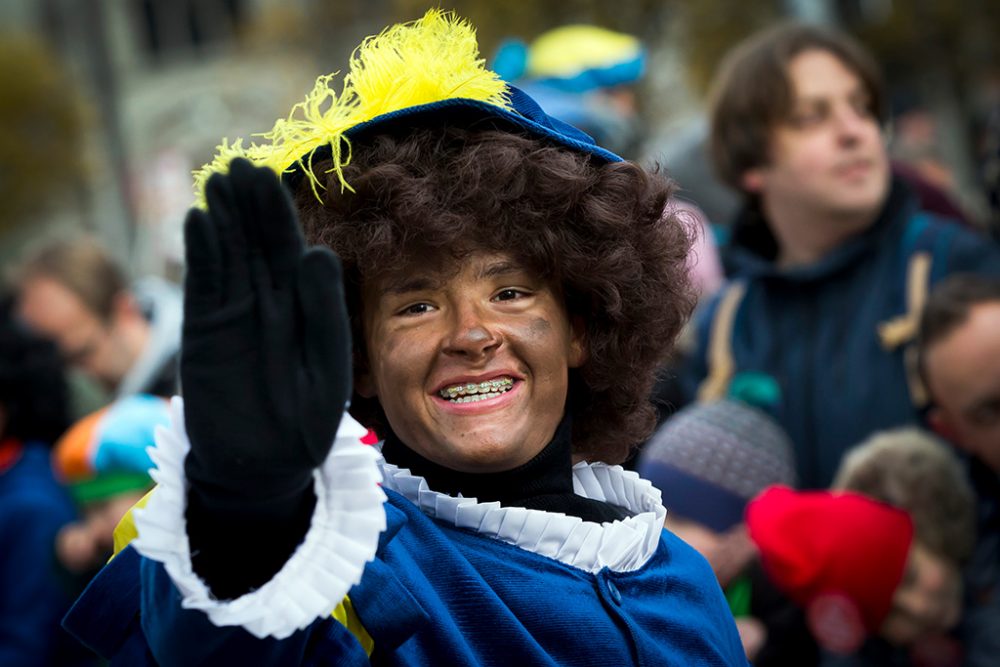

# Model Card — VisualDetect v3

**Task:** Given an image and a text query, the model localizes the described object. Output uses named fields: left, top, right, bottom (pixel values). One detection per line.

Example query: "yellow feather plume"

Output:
left=192, top=9, right=512, bottom=207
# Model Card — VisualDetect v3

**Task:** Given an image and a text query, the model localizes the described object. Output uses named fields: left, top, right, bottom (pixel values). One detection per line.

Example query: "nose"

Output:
left=443, top=301, right=501, bottom=359
left=834, top=104, right=870, bottom=145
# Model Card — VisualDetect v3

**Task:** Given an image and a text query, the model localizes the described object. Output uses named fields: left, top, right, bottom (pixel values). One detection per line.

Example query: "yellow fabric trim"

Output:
left=192, top=9, right=511, bottom=207
left=697, top=282, right=747, bottom=402
left=877, top=252, right=932, bottom=350
left=111, top=488, right=155, bottom=559
left=331, top=596, right=375, bottom=656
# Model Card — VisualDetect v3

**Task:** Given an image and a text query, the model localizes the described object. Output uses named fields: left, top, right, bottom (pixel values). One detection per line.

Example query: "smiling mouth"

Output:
left=438, top=377, right=515, bottom=403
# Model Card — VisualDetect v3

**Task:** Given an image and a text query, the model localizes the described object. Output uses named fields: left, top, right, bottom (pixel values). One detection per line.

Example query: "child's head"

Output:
left=746, top=485, right=960, bottom=653
left=833, top=427, right=975, bottom=565
left=831, top=427, right=974, bottom=646
left=53, top=394, right=167, bottom=571
left=638, top=399, right=796, bottom=584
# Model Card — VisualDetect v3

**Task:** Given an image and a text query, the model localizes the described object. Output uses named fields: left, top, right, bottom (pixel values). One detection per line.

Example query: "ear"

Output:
left=568, top=315, right=588, bottom=368
left=740, top=167, right=765, bottom=194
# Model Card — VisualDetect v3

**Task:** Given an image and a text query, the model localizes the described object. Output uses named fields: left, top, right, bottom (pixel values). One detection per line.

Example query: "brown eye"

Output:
left=493, top=289, right=525, bottom=302
left=400, top=303, right=433, bottom=316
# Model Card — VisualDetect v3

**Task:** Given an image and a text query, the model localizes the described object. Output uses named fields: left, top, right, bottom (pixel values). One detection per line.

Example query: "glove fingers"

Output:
left=230, top=159, right=304, bottom=291
left=183, top=208, right=223, bottom=317
left=296, top=247, right=352, bottom=451
left=205, top=164, right=252, bottom=304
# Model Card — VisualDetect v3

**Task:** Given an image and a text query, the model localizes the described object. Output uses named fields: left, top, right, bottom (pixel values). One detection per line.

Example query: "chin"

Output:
left=456, top=449, right=526, bottom=473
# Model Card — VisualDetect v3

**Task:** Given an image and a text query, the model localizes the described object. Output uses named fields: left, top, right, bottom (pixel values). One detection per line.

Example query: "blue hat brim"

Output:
left=281, top=85, right=622, bottom=191
left=639, top=460, right=749, bottom=534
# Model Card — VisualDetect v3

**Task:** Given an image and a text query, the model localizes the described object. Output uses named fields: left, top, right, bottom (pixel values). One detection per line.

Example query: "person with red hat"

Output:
left=746, top=486, right=964, bottom=665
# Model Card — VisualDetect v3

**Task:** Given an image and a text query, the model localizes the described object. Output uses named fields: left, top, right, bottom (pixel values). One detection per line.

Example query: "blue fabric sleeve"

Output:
left=63, top=546, right=371, bottom=666
left=140, top=559, right=370, bottom=666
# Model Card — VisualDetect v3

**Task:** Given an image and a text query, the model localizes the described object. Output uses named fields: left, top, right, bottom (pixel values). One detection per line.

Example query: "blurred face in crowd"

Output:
left=18, top=276, right=135, bottom=390
left=742, top=49, right=890, bottom=227
left=665, top=516, right=756, bottom=588
left=924, top=301, right=1000, bottom=472
left=880, top=542, right=962, bottom=645
left=359, top=250, right=586, bottom=473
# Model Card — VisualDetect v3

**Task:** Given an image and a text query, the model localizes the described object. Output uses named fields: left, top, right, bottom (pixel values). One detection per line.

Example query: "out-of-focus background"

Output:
left=2, top=0, right=997, bottom=279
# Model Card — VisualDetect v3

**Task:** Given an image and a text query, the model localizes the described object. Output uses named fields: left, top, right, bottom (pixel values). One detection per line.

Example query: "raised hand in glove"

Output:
left=180, top=158, right=352, bottom=597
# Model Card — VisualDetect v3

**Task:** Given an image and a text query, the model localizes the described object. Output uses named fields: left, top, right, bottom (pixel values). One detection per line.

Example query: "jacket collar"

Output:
left=722, top=176, right=915, bottom=283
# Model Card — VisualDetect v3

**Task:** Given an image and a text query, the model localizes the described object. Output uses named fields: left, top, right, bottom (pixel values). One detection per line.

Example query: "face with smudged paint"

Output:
left=357, top=251, right=587, bottom=472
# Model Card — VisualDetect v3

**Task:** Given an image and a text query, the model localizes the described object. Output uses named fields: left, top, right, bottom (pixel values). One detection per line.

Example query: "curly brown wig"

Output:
left=293, top=126, right=695, bottom=464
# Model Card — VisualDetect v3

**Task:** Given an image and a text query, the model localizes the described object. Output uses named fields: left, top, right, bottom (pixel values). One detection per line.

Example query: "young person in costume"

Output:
left=63, top=11, right=746, bottom=666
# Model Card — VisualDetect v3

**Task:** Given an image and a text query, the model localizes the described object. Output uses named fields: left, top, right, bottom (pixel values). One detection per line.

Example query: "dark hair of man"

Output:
left=16, top=238, right=127, bottom=322
left=294, top=126, right=696, bottom=464
left=708, top=21, right=886, bottom=193
left=917, top=273, right=1000, bottom=390
left=0, top=295, right=71, bottom=444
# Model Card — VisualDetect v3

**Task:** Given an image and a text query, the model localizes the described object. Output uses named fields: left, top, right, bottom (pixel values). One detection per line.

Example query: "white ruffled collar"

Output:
left=378, top=455, right=666, bottom=574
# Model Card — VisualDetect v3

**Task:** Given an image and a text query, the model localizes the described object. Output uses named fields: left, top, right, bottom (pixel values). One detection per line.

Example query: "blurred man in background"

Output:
left=14, top=238, right=181, bottom=398
left=918, top=274, right=1000, bottom=667
left=681, top=22, right=1000, bottom=488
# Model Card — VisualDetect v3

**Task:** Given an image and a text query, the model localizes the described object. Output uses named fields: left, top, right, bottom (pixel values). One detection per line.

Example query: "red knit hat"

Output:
left=746, top=486, right=914, bottom=639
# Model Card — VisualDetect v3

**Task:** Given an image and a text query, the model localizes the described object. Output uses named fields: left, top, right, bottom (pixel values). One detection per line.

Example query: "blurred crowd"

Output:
left=2, top=12, right=1000, bottom=667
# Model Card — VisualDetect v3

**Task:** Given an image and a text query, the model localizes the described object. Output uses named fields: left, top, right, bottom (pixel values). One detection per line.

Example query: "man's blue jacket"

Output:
left=681, top=179, right=1000, bottom=487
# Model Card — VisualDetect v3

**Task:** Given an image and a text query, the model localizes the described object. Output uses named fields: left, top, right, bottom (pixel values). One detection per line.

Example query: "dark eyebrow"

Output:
left=477, top=260, right=524, bottom=280
left=381, top=276, right=441, bottom=296
left=380, top=259, right=526, bottom=297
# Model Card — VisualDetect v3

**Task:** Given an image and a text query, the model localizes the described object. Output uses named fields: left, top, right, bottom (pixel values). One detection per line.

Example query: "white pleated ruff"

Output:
left=131, top=397, right=386, bottom=640
left=378, top=457, right=667, bottom=574
left=132, top=399, right=667, bottom=640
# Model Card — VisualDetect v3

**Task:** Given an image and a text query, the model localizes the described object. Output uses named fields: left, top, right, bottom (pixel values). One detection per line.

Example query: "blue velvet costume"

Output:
left=66, top=485, right=746, bottom=666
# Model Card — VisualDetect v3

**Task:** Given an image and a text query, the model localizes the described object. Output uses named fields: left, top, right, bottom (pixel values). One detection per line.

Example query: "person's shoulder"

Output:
left=902, top=211, right=1000, bottom=274
left=656, top=525, right=722, bottom=583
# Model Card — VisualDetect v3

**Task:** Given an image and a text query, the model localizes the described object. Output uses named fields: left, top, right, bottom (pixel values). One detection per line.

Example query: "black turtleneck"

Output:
left=380, top=417, right=630, bottom=524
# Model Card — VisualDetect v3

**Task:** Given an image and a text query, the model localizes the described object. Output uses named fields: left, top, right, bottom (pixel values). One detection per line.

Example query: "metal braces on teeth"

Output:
left=440, top=378, right=513, bottom=399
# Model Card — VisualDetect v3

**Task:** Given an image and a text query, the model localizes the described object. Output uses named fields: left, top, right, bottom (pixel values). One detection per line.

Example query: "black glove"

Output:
left=180, top=158, right=352, bottom=597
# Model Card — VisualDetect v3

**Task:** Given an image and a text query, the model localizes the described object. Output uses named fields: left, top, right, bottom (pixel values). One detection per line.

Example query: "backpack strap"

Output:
left=696, top=281, right=747, bottom=401
left=876, top=251, right=932, bottom=350
left=876, top=211, right=958, bottom=408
